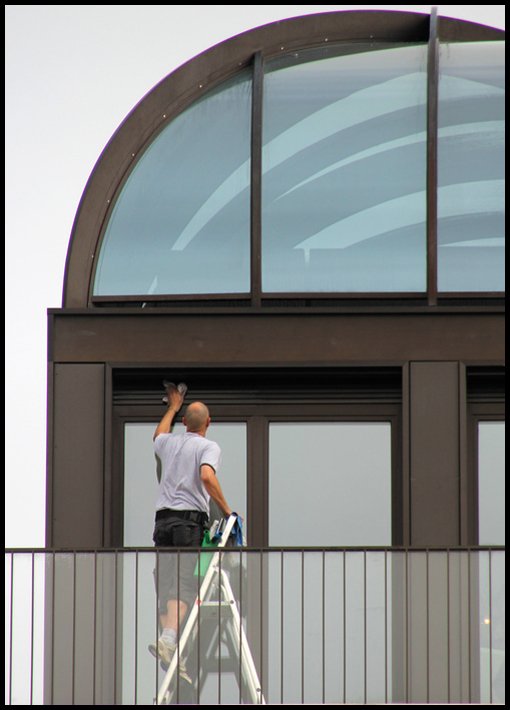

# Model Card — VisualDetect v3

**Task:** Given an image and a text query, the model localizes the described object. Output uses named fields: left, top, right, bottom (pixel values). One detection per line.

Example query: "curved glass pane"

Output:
left=93, top=72, right=252, bottom=296
left=262, top=44, right=428, bottom=293
left=438, top=42, right=505, bottom=292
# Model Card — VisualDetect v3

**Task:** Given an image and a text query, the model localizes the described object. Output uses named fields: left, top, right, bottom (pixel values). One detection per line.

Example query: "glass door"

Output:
left=266, top=420, right=393, bottom=702
left=121, top=420, right=247, bottom=704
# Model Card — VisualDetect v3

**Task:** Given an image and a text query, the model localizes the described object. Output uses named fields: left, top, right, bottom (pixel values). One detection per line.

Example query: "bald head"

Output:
left=183, top=401, right=210, bottom=434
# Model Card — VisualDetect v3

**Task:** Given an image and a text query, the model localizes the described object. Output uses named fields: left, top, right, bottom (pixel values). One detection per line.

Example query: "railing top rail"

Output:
left=5, top=544, right=506, bottom=554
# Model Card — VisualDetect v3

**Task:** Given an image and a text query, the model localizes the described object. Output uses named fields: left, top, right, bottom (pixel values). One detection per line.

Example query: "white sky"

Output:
left=5, top=5, right=505, bottom=548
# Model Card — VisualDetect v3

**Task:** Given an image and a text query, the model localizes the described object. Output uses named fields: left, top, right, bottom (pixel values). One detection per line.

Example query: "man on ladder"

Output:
left=148, top=382, right=234, bottom=685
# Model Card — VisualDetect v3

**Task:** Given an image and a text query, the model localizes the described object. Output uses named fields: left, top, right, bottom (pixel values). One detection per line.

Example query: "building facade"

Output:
left=38, top=9, right=505, bottom=704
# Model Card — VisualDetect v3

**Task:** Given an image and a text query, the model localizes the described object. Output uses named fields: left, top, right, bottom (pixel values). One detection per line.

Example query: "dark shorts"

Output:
left=152, top=513, right=208, bottom=614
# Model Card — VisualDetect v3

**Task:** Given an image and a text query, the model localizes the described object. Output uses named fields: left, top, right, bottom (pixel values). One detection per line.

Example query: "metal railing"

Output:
left=5, top=547, right=505, bottom=705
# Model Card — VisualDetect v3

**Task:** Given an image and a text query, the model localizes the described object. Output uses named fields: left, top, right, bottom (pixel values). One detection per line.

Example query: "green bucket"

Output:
left=193, top=529, right=219, bottom=577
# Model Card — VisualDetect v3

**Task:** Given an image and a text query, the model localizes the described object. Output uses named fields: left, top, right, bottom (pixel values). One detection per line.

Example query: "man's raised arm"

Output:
left=153, top=387, right=184, bottom=441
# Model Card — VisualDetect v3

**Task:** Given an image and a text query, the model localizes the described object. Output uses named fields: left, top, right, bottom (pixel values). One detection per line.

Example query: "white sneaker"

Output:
left=148, top=639, right=192, bottom=684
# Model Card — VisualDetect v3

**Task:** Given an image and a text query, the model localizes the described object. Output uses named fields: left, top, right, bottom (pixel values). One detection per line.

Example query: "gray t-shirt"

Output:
left=154, top=431, right=221, bottom=515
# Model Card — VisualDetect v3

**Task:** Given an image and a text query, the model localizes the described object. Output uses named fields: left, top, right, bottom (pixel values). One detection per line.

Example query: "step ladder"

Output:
left=155, top=514, right=265, bottom=705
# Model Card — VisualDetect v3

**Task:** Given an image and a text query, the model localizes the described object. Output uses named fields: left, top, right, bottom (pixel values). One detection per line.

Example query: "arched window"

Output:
left=63, top=11, right=504, bottom=306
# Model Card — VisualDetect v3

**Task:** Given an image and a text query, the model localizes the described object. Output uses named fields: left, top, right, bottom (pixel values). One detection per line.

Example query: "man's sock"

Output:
left=161, top=627, right=177, bottom=646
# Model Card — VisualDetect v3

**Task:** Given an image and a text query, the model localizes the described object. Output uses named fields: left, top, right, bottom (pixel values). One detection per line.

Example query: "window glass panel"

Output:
left=262, top=44, right=428, bottom=293
left=438, top=42, right=505, bottom=292
left=478, top=421, right=505, bottom=545
left=93, top=72, right=252, bottom=296
left=269, top=422, right=392, bottom=546
left=124, top=422, right=247, bottom=546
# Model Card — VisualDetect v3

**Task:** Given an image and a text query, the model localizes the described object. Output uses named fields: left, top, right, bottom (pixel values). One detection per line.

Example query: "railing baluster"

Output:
left=30, top=551, right=35, bottom=706
left=134, top=550, right=139, bottom=705
left=468, top=549, right=472, bottom=703
left=9, top=552, right=14, bottom=706
left=197, top=546, right=201, bottom=705
left=238, top=546, right=243, bottom=705
left=488, top=549, right=493, bottom=705
left=176, top=549, right=180, bottom=705
left=154, top=549, right=159, bottom=704
left=72, top=552, right=76, bottom=705
left=343, top=550, right=346, bottom=705
left=405, top=549, right=409, bottom=703
left=93, top=551, right=97, bottom=706
left=364, top=549, right=367, bottom=705
left=447, top=549, right=450, bottom=704
left=260, top=547, right=264, bottom=705
left=322, top=549, right=325, bottom=705
left=51, top=551, right=55, bottom=704
left=301, top=548, right=304, bottom=704
left=218, top=548, right=222, bottom=705
left=384, top=549, right=388, bottom=705
left=280, top=549, right=284, bottom=704
left=426, top=549, right=430, bottom=704
left=114, top=549, right=118, bottom=704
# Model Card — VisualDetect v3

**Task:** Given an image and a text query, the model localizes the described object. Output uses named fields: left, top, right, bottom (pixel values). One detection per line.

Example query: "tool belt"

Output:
left=155, top=508, right=208, bottom=526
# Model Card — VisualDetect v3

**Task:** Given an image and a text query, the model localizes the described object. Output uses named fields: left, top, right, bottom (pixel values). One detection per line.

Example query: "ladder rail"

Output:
left=156, top=514, right=236, bottom=705
left=220, top=569, right=266, bottom=704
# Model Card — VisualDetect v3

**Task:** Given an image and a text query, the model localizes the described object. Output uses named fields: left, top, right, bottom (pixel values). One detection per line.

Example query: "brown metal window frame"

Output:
left=81, top=10, right=505, bottom=309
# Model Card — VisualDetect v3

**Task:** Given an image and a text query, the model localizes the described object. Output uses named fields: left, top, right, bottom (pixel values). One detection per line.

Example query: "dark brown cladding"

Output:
left=48, top=309, right=504, bottom=366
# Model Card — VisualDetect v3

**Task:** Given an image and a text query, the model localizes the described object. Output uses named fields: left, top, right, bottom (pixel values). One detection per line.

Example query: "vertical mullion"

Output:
left=427, top=6, right=439, bottom=305
left=250, top=51, right=263, bottom=307
left=248, top=416, right=268, bottom=547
